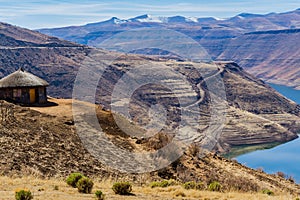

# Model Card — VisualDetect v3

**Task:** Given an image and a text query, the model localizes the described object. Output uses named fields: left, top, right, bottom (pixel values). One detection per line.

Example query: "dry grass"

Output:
left=0, top=176, right=298, bottom=200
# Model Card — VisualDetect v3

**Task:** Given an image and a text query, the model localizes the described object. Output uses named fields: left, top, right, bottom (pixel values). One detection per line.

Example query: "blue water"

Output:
left=236, top=83, right=300, bottom=182
left=269, top=83, right=300, bottom=104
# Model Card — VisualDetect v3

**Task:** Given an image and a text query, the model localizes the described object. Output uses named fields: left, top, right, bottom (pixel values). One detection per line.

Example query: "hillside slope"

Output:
left=0, top=99, right=300, bottom=195
left=0, top=22, right=91, bottom=98
left=219, top=29, right=300, bottom=89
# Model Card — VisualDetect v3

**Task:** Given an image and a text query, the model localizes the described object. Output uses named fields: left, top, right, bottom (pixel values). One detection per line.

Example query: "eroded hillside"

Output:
left=0, top=99, right=300, bottom=195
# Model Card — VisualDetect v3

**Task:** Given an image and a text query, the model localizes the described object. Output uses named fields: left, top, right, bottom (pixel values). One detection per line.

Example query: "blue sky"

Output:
left=0, top=0, right=299, bottom=29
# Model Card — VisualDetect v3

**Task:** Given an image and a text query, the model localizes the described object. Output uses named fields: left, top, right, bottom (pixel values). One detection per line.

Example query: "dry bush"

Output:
left=276, top=171, right=285, bottom=178
left=222, top=176, right=259, bottom=192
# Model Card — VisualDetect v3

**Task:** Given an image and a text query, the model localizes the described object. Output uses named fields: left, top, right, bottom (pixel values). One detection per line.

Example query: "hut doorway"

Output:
left=29, top=88, right=36, bottom=103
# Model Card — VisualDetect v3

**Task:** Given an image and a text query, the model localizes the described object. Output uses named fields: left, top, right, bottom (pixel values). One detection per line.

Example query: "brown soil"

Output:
left=0, top=98, right=299, bottom=196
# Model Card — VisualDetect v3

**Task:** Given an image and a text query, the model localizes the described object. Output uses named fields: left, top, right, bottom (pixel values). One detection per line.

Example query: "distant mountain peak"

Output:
left=108, top=17, right=127, bottom=24
left=237, top=13, right=264, bottom=18
left=132, top=14, right=151, bottom=19
left=129, top=14, right=168, bottom=23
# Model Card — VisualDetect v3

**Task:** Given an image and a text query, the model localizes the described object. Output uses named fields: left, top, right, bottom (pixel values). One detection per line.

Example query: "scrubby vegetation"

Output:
left=66, top=173, right=84, bottom=188
left=76, top=177, right=94, bottom=194
left=262, top=188, right=274, bottom=196
left=0, top=175, right=298, bottom=200
left=95, top=190, right=105, bottom=200
left=15, top=189, right=33, bottom=200
left=208, top=181, right=222, bottom=192
left=112, top=182, right=132, bottom=195
left=149, top=179, right=177, bottom=188
left=66, top=173, right=93, bottom=194
left=182, top=181, right=205, bottom=190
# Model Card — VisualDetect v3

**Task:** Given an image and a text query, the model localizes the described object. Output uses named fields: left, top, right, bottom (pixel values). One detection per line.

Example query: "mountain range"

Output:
left=38, top=9, right=300, bottom=89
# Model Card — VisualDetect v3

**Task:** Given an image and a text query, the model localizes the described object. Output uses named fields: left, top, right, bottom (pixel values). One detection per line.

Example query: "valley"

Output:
left=0, top=4, right=299, bottom=200
left=38, top=9, right=300, bottom=90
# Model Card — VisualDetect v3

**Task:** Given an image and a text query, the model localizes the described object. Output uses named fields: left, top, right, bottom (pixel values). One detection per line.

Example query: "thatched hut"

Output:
left=0, top=68, right=49, bottom=104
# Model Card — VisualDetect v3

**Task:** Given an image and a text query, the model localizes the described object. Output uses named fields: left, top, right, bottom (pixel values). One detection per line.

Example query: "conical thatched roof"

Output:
left=0, top=68, right=49, bottom=88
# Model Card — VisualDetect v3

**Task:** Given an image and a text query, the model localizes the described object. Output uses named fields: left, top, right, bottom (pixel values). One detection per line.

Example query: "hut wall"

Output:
left=0, top=88, right=13, bottom=102
left=38, top=87, right=47, bottom=103
left=0, top=86, right=47, bottom=104
left=13, top=88, right=30, bottom=104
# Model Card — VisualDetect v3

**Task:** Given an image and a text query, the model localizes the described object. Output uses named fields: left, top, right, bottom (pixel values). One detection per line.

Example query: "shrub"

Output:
left=223, top=176, right=259, bottom=192
left=76, top=177, right=94, bottom=194
left=182, top=181, right=204, bottom=190
left=288, top=176, right=295, bottom=183
left=112, top=182, right=132, bottom=195
left=150, top=180, right=176, bottom=188
left=262, top=189, right=274, bottom=196
left=149, top=182, right=157, bottom=188
left=95, top=190, right=105, bottom=200
left=208, top=181, right=222, bottom=192
left=158, top=180, right=170, bottom=187
left=66, top=172, right=84, bottom=188
left=183, top=181, right=196, bottom=190
left=15, top=189, right=33, bottom=200
left=53, top=185, right=59, bottom=191
left=276, top=171, right=285, bottom=178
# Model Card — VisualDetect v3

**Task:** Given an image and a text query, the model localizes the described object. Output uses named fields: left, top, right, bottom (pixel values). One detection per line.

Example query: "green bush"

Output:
left=183, top=181, right=196, bottom=190
left=76, top=177, right=94, bottom=194
left=15, top=189, right=33, bottom=200
left=112, top=182, right=132, bottom=195
left=150, top=181, right=161, bottom=188
left=262, top=189, right=274, bottom=196
left=149, top=179, right=176, bottom=188
left=182, top=181, right=204, bottom=190
left=157, top=180, right=169, bottom=187
left=66, top=172, right=84, bottom=188
left=95, top=190, right=105, bottom=200
left=208, top=181, right=222, bottom=192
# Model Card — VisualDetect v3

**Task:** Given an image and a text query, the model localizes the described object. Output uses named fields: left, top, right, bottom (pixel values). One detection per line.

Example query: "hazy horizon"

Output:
left=0, top=0, right=299, bottom=29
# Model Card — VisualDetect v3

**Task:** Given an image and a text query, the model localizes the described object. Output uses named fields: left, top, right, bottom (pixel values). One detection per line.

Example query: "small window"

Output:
left=13, top=89, right=21, bottom=98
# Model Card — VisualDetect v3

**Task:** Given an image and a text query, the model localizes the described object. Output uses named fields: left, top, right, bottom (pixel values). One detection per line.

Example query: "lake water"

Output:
left=269, top=83, right=300, bottom=104
left=236, top=83, right=300, bottom=182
